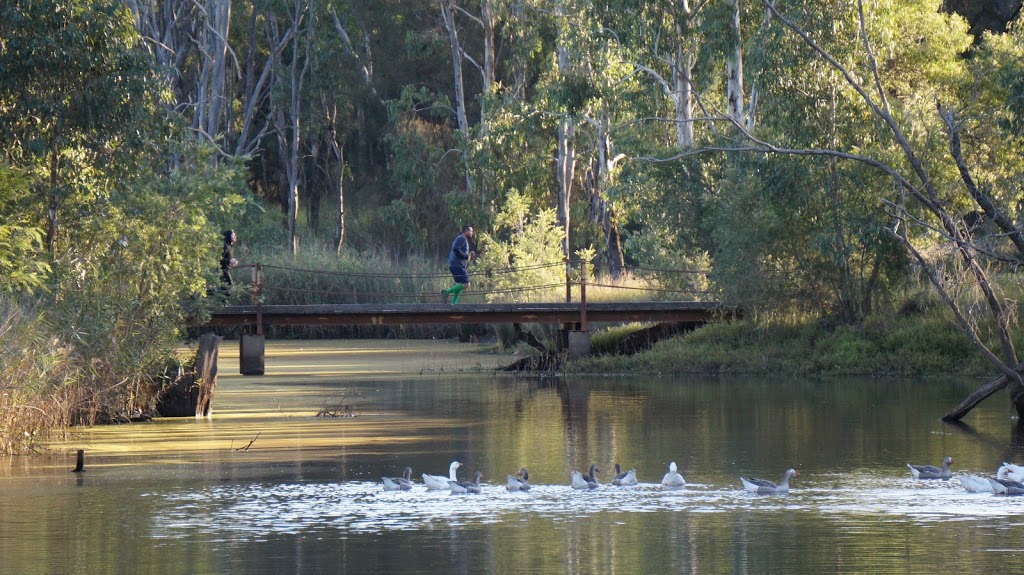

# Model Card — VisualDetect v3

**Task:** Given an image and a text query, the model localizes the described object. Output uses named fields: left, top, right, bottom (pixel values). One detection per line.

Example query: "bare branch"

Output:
left=452, top=2, right=483, bottom=27
left=856, top=0, right=892, bottom=117
left=937, top=102, right=1024, bottom=256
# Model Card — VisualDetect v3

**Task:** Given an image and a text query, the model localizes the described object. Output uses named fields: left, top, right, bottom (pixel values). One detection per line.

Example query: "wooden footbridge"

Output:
left=207, top=301, right=732, bottom=329
left=205, top=262, right=738, bottom=374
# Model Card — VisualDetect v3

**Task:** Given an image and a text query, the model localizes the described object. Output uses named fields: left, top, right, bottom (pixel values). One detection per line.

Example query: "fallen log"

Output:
left=942, top=362, right=1024, bottom=421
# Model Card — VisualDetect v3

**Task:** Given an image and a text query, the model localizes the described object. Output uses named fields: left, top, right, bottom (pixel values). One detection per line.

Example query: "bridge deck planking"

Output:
left=206, top=301, right=734, bottom=327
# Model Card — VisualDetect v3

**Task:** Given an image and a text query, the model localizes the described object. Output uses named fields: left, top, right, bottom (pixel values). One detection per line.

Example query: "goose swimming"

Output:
left=571, top=464, right=599, bottom=489
left=741, top=469, right=797, bottom=494
left=907, top=456, right=954, bottom=480
left=449, top=471, right=484, bottom=494
left=382, top=467, right=414, bottom=491
left=661, top=461, right=685, bottom=488
left=506, top=468, right=531, bottom=491
left=962, top=466, right=1014, bottom=493
left=1002, top=462, right=1024, bottom=483
left=611, top=463, right=638, bottom=486
left=423, top=461, right=462, bottom=490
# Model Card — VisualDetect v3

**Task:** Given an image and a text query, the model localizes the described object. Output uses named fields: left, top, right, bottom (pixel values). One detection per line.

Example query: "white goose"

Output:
left=1002, top=462, right=1024, bottom=482
left=962, top=466, right=1012, bottom=493
left=961, top=474, right=995, bottom=493
left=987, top=466, right=1024, bottom=494
left=382, top=467, right=414, bottom=491
left=423, top=461, right=461, bottom=490
left=661, top=461, right=686, bottom=488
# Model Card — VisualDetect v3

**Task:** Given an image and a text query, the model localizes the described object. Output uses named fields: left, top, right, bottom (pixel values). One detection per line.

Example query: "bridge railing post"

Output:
left=579, top=259, right=587, bottom=333
left=565, top=258, right=572, bottom=303
left=251, top=263, right=263, bottom=336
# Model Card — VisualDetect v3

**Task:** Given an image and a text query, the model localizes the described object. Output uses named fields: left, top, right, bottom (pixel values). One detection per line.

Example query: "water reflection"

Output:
left=3, top=340, right=1024, bottom=574
left=148, top=472, right=1024, bottom=541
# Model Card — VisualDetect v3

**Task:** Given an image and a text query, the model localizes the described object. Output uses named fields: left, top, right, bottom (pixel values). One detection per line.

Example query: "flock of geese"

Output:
left=382, top=461, right=797, bottom=495
left=914, top=457, right=1024, bottom=495
left=383, top=457, right=1024, bottom=496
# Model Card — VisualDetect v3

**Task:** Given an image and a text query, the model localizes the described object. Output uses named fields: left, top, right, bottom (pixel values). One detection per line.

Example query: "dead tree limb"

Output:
left=235, top=432, right=261, bottom=451
left=943, top=362, right=1024, bottom=421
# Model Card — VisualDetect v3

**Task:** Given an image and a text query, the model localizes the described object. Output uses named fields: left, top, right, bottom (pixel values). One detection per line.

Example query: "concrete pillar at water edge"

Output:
left=240, top=333, right=265, bottom=375
left=567, top=330, right=591, bottom=360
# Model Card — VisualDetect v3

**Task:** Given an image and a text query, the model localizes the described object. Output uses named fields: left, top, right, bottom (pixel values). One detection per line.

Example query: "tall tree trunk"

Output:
left=439, top=0, right=474, bottom=198
left=585, top=117, right=625, bottom=278
left=674, top=0, right=695, bottom=149
left=204, top=0, right=231, bottom=139
left=481, top=0, right=495, bottom=104
left=46, top=141, right=59, bottom=253
left=726, top=0, right=744, bottom=125
left=509, top=0, right=527, bottom=99
left=323, top=98, right=346, bottom=253
left=556, top=9, right=576, bottom=261
left=274, top=0, right=311, bottom=256
left=557, top=115, right=576, bottom=260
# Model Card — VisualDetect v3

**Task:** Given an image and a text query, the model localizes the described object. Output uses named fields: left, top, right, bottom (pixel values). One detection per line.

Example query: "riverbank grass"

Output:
left=575, top=312, right=1005, bottom=377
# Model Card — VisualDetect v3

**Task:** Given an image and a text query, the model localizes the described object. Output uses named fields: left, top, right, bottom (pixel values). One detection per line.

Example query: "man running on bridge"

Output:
left=442, top=225, right=474, bottom=304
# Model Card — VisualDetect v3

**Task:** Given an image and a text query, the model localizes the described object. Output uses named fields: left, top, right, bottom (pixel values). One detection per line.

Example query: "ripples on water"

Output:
left=148, top=470, right=1024, bottom=541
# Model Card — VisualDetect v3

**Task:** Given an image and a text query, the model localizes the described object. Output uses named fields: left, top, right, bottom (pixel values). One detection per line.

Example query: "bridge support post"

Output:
left=567, top=330, right=591, bottom=360
left=240, top=333, right=265, bottom=376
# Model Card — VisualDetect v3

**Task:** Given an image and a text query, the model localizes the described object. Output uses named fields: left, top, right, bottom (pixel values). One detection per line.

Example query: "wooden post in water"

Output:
left=72, top=449, right=84, bottom=472
left=195, top=333, right=222, bottom=417
left=240, top=263, right=266, bottom=375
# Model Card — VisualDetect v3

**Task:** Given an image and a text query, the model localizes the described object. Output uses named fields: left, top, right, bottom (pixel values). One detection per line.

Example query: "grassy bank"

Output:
left=574, top=311, right=1007, bottom=378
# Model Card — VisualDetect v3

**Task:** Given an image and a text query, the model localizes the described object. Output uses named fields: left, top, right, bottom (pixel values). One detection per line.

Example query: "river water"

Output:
left=3, top=339, right=1024, bottom=574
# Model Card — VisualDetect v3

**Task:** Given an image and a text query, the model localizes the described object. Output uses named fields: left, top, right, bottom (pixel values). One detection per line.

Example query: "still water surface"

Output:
left=3, top=339, right=1024, bottom=574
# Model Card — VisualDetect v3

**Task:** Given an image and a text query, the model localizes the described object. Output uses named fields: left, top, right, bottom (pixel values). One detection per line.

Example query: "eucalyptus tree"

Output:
left=266, top=0, right=315, bottom=255
left=0, top=0, right=161, bottom=254
left=707, top=0, right=1024, bottom=418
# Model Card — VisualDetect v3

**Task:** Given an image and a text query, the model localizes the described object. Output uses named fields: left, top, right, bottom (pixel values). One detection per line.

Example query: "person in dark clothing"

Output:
left=221, top=229, right=238, bottom=286
left=441, top=225, right=474, bottom=304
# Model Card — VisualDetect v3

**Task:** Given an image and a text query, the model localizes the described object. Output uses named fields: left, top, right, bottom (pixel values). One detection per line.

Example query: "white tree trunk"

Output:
left=439, top=0, right=474, bottom=198
left=205, top=0, right=231, bottom=138
left=674, top=0, right=695, bottom=149
left=556, top=30, right=576, bottom=258
left=323, top=99, right=346, bottom=253
left=273, top=0, right=311, bottom=256
left=726, top=0, right=745, bottom=125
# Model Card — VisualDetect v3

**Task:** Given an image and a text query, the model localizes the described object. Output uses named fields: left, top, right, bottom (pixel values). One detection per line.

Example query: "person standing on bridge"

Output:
left=442, top=225, right=475, bottom=304
left=221, top=229, right=239, bottom=287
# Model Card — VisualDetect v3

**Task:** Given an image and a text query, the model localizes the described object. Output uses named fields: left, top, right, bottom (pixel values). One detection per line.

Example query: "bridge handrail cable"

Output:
left=260, top=261, right=564, bottom=280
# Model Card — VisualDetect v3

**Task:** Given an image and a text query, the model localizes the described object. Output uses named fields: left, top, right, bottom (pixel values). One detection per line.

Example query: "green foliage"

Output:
left=38, top=142, right=247, bottom=420
left=0, top=0, right=248, bottom=433
left=574, top=293, right=1009, bottom=377
left=0, top=0, right=162, bottom=161
left=0, top=165, right=50, bottom=293
left=380, top=86, right=468, bottom=254
left=475, top=192, right=567, bottom=303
